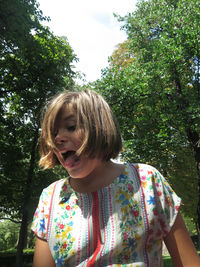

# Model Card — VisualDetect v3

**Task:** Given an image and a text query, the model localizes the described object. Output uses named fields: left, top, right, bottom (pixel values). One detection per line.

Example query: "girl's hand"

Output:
left=164, top=212, right=200, bottom=267
left=33, top=237, right=56, bottom=267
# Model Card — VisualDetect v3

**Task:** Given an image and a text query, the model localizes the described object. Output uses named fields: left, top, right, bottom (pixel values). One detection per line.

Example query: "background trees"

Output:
left=0, top=0, right=76, bottom=266
left=1, top=0, right=200, bottom=265
left=95, top=0, right=200, bottom=229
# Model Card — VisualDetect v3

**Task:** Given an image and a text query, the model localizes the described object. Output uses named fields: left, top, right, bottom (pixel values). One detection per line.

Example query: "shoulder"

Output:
left=133, top=163, right=157, bottom=173
left=130, top=163, right=160, bottom=179
left=44, top=178, right=66, bottom=192
left=128, top=163, right=170, bottom=191
left=40, top=178, right=66, bottom=202
left=31, top=178, right=67, bottom=239
left=130, top=163, right=181, bottom=235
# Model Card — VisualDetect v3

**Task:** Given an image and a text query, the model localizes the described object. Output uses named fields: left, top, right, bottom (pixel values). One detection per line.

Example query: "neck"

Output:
left=70, top=160, right=124, bottom=193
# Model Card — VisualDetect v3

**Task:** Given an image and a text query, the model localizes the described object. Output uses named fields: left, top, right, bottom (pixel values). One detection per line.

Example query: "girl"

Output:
left=31, top=89, right=200, bottom=267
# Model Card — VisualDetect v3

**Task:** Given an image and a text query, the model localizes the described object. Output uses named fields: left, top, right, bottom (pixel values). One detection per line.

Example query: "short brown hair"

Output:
left=39, top=89, right=122, bottom=169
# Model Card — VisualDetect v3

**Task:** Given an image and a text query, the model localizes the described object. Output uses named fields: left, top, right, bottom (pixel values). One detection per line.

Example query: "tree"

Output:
left=0, top=1, right=77, bottom=266
left=94, top=0, right=200, bottom=228
left=0, top=220, right=20, bottom=250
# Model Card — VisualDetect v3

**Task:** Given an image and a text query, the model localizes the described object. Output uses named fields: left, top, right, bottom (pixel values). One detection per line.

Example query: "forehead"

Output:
left=57, top=105, right=76, bottom=122
left=58, top=105, right=76, bottom=119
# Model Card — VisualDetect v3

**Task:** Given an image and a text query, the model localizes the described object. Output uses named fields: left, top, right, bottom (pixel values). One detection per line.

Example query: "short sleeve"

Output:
left=151, top=167, right=181, bottom=236
left=31, top=183, right=56, bottom=240
left=137, top=164, right=181, bottom=238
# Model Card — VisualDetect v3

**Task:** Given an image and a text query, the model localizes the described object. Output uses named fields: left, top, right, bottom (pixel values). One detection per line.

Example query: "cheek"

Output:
left=75, top=129, right=84, bottom=143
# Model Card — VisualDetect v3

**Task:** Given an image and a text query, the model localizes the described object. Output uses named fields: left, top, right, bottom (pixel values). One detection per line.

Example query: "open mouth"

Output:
left=62, top=150, right=76, bottom=160
left=61, top=150, right=80, bottom=167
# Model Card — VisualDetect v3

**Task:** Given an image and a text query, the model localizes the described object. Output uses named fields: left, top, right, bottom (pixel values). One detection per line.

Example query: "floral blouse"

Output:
left=31, top=163, right=181, bottom=267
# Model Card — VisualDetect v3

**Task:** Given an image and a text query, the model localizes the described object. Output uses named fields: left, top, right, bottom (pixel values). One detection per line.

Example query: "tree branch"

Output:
left=0, top=217, right=22, bottom=224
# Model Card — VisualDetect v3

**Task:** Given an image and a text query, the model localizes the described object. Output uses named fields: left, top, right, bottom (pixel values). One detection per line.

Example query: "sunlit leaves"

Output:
left=0, top=0, right=76, bottom=221
left=96, top=0, right=200, bottom=223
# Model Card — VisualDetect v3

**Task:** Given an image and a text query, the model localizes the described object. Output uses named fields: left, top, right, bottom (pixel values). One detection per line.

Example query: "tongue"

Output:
left=64, top=152, right=80, bottom=168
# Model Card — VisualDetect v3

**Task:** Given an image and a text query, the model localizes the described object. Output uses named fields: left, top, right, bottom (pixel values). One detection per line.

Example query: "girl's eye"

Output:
left=67, top=125, right=76, bottom=131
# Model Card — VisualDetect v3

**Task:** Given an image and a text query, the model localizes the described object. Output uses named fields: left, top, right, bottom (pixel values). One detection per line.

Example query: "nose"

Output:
left=54, top=129, right=68, bottom=144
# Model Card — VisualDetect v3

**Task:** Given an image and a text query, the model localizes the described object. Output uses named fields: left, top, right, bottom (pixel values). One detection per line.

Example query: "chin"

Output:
left=64, top=165, right=85, bottom=179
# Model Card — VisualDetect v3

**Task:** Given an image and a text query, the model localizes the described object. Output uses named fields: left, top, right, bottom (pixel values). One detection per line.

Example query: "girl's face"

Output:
left=54, top=105, right=103, bottom=179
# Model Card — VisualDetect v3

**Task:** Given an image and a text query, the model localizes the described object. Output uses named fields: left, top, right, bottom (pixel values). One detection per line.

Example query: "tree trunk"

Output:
left=15, top=128, right=39, bottom=267
left=186, top=128, right=200, bottom=231
left=28, top=230, right=35, bottom=249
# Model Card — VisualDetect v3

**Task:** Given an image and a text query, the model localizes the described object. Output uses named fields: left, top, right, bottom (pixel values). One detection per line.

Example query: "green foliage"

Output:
left=0, top=0, right=47, bottom=51
left=0, top=0, right=76, bottom=221
left=0, top=3, right=77, bottom=264
left=0, top=218, right=37, bottom=252
left=163, top=255, right=174, bottom=267
left=0, top=248, right=34, bottom=267
left=0, top=248, right=34, bottom=256
left=95, top=0, right=200, bottom=223
left=0, top=220, right=20, bottom=251
left=183, top=216, right=197, bottom=236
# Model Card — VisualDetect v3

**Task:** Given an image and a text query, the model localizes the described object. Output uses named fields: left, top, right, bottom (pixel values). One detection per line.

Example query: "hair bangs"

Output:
left=39, top=89, right=122, bottom=169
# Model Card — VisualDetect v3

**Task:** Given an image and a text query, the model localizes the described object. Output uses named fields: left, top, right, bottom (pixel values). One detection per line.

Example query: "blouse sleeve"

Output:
left=152, top=167, right=181, bottom=236
left=31, top=182, right=56, bottom=240
left=138, top=164, right=181, bottom=238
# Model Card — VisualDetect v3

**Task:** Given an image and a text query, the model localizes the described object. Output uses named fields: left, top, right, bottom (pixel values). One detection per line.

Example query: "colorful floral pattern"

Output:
left=31, top=163, right=181, bottom=266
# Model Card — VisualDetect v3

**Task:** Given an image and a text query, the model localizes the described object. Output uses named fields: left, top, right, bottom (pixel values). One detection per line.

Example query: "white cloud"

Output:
left=38, top=0, right=137, bottom=83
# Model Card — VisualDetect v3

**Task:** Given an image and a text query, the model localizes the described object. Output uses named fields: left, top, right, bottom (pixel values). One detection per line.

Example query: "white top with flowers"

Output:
left=31, top=163, right=181, bottom=267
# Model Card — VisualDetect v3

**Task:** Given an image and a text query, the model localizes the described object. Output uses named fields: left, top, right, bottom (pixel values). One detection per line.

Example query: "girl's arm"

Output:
left=33, top=237, right=56, bottom=267
left=164, top=211, right=200, bottom=267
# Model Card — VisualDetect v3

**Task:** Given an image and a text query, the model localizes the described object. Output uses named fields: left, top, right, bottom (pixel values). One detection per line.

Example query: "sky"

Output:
left=38, top=0, right=137, bottom=83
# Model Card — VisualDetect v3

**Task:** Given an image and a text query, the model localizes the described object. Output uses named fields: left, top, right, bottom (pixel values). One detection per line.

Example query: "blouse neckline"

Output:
left=59, top=163, right=129, bottom=202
